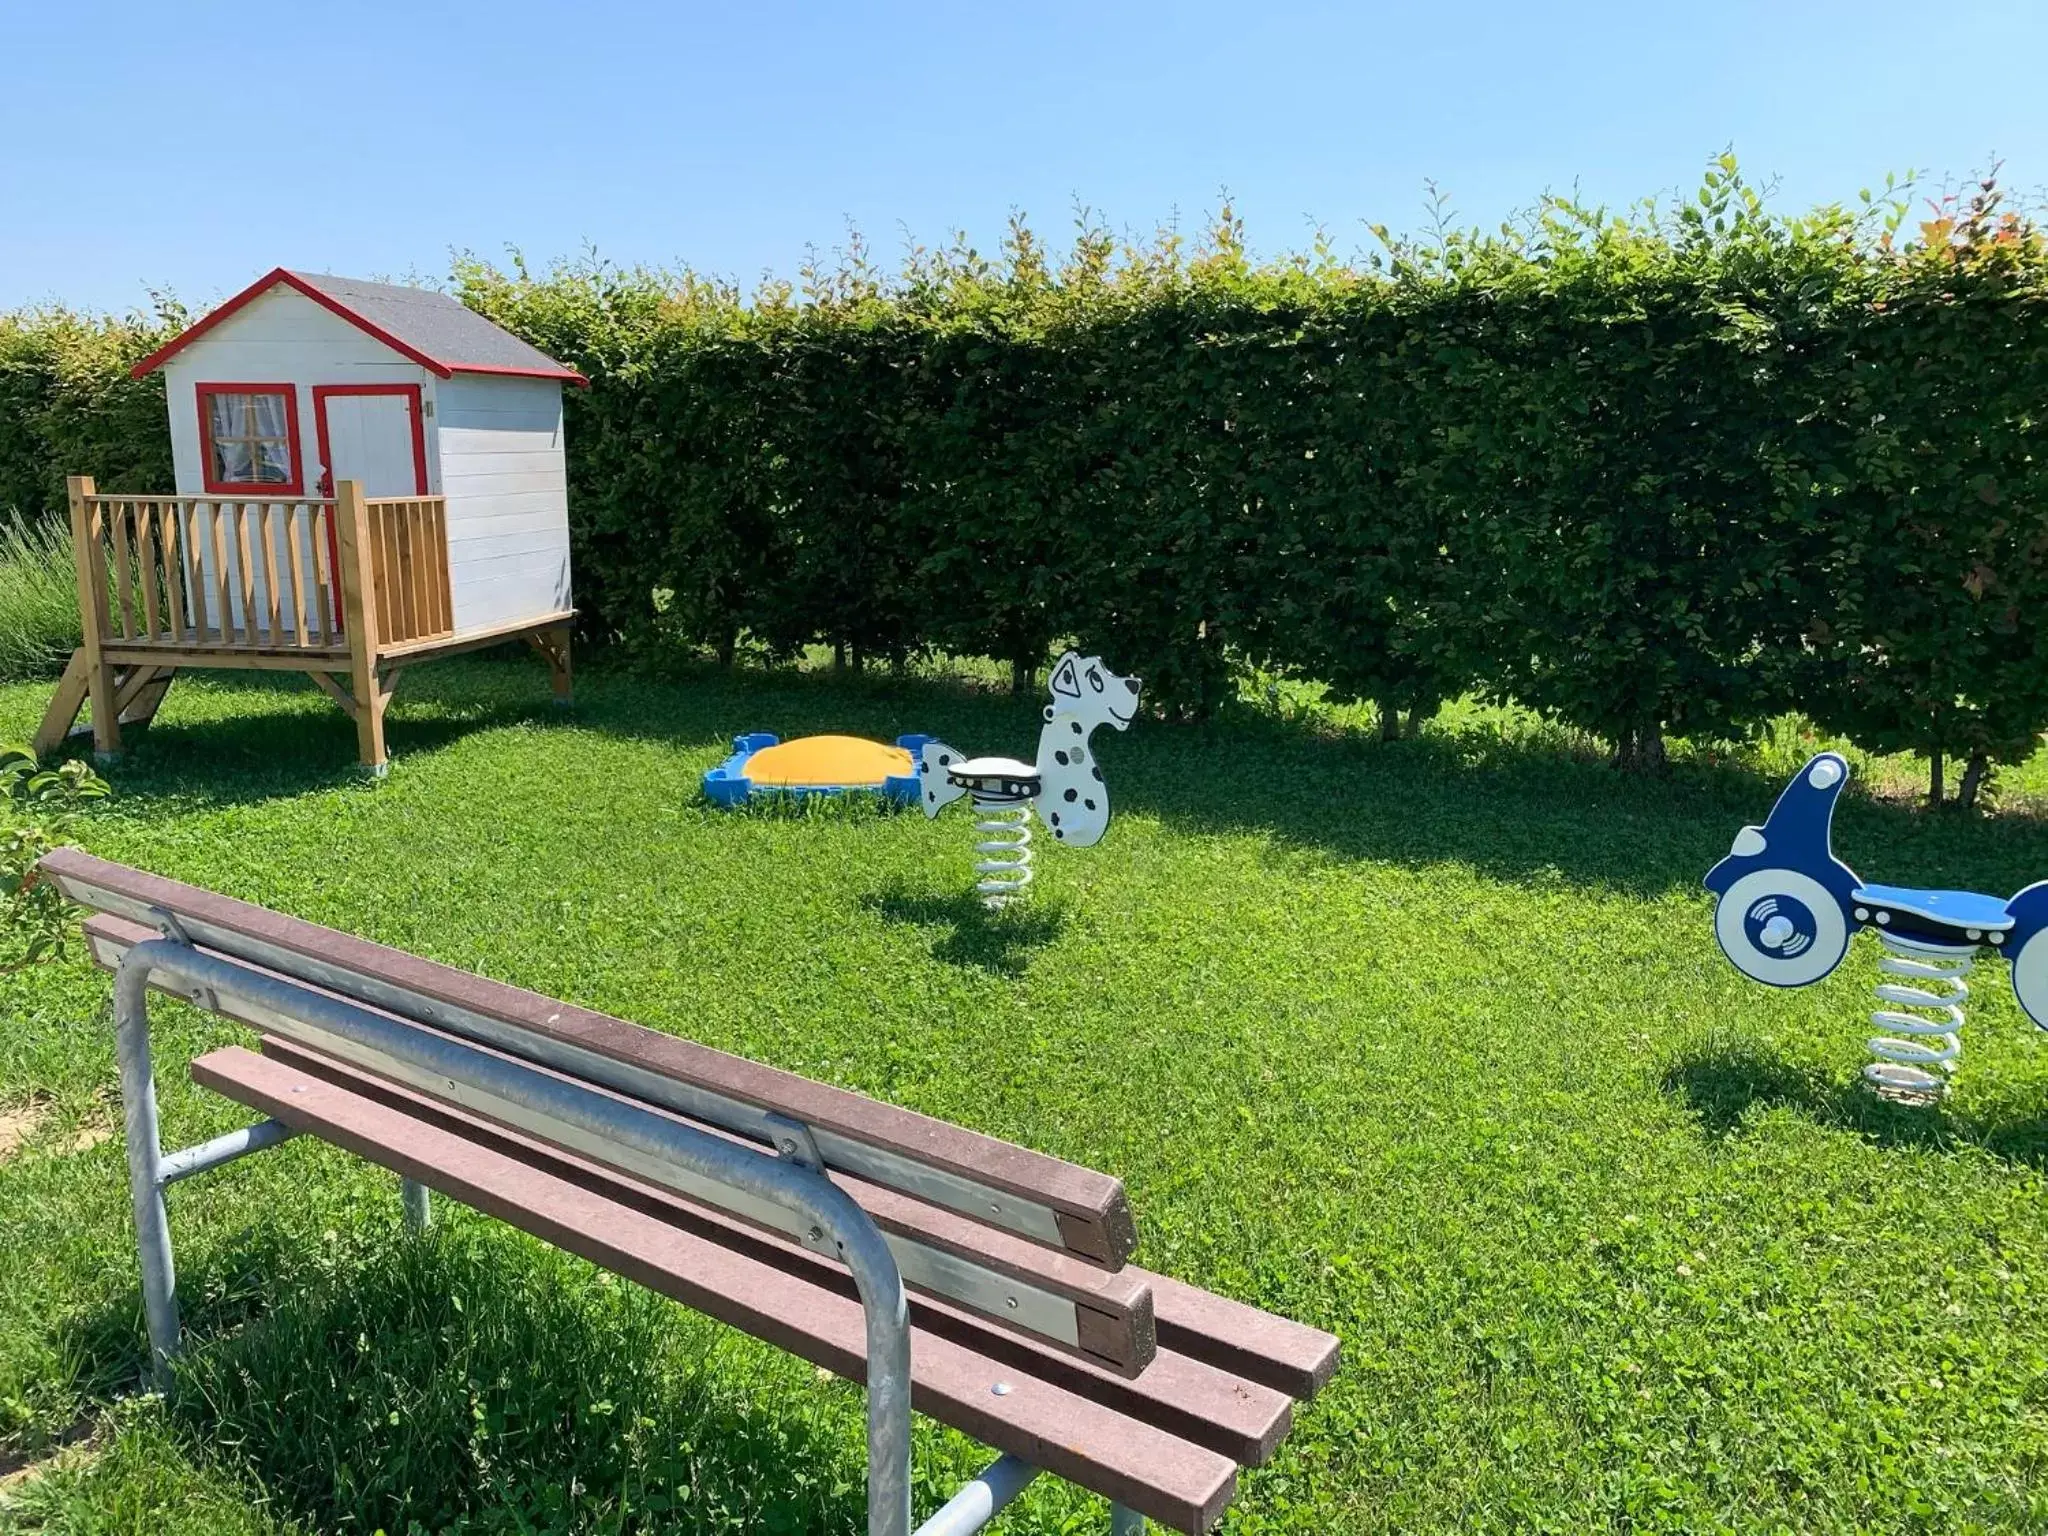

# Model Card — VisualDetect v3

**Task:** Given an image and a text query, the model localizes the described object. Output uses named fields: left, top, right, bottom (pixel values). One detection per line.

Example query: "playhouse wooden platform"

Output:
left=35, top=475, right=572, bottom=771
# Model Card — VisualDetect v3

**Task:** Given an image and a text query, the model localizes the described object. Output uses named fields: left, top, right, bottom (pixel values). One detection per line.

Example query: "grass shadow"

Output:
left=46, top=1224, right=307, bottom=1411
left=56, top=1223, right=870, bottom=1535
left=1661, top=1039, right=2048, bottom=1169
left=37, top=652, right=2048, bottom=902
left=43, top=664, right=579, bottom=813
left=1115, top=716, right=2048, bottom=904
left=863, top=887, right=1069, bottom=977
left=572, top=657, right=2048, bottom=902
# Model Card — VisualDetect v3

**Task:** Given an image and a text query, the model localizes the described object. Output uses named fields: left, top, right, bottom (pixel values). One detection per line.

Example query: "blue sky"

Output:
left=5, top=0, right=2043, bottom=313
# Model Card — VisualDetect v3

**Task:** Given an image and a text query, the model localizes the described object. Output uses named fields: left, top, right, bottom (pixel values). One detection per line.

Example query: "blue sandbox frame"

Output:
left=702, top=733, right=937, bottom=808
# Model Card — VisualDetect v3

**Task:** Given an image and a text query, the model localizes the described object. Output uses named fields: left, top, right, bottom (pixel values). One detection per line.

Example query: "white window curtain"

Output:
left=248, top=392, right=290, bottom=482
left=206, top=391, right=291, bottom=485
left=207, top=393, right=254, bottom=483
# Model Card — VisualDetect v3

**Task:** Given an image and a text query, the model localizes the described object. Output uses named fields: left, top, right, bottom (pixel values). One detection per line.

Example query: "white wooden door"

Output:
left=315, top=388, right=424, bottom=496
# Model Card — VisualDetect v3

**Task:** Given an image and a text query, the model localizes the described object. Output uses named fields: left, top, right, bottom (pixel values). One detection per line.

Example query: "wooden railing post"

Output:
left=333, top=480, right=387, bottom=773
left=67, top=475, right=121, bottom=758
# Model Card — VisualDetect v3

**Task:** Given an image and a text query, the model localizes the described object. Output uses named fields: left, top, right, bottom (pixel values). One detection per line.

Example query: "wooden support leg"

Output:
left=308, top=667, right=397, bottom=769
left=306, top=670, right=359, bottom=720
left=354, top=671, right=389, bottom=774
left=68, top=476, right=121, bottom=760
left=113, top=666, right=175, bottom=730
left=32, top=650, right=91, bottom=760
left=333, top=481, right=387, bottom=777
left=84, top=656, right=122, bottom=759
left=524, top=623, right=573, bottom=707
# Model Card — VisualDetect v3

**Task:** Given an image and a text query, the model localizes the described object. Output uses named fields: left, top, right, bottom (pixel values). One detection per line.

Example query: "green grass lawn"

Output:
left=1, top=655, right=2045, bottom=1534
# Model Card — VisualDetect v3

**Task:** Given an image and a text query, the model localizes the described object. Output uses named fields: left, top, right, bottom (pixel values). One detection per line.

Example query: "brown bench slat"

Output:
left=80, top=913, right=1152, bottom=1374
left=191, top=1046, right=1235, bottom=1532
left=1141, top=1273, right=1340, bottom=1402
left=48, top=850, right=1133, bottom=1264
left=260, top=1035, right=1292, bottom=1466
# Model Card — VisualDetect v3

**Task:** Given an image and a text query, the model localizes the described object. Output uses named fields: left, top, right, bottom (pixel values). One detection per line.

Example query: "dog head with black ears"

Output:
left=1033, top=653, right=1140, bottom=849
left=1044, top=652, right=1142, bottom=733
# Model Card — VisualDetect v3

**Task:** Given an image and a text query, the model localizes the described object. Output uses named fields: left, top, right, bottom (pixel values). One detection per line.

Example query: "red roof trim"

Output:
left=450, top=360, right=591, bottom=388
left=131, top=268, right=451, bottom=380
left=127, top=268, right=587, bottom=387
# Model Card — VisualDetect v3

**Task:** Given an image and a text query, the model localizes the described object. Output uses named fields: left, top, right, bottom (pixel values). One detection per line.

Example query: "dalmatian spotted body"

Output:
left=916, top=652, right=1141, bottom=849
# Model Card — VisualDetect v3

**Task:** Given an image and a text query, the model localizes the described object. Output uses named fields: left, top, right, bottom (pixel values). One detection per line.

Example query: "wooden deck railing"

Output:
left=360, top=494, right=453, bottom=647
left=81, top=490, right=342, bottom=651
left=69, top=478, right=454, bottom=657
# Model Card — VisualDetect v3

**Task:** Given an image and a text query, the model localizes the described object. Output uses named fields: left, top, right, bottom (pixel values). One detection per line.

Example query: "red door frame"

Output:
left=311, top=383, right=429, bottom=499
left=310, top=383, right=430, bottom=628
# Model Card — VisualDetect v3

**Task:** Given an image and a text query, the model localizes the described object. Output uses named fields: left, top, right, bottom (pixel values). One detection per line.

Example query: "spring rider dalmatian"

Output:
left=1706, top=751, right=2048, bottom=1101
left=917, top=652, right=1141, bottom=906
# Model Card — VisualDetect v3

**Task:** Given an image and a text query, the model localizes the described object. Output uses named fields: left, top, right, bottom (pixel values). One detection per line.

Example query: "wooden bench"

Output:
left=41, top=849, right=1337, bottom=1536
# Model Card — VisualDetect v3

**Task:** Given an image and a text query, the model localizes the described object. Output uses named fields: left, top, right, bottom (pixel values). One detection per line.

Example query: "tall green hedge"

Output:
left=6, top=167, right=2046, bottom=791
left=453, top=169, right=2048, bottom=788
left=0, top=304, right=175, bottom=521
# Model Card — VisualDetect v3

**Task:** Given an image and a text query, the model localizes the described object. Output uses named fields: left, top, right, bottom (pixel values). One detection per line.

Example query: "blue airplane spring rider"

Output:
left=1705, top=752, right=2048, bottom=1101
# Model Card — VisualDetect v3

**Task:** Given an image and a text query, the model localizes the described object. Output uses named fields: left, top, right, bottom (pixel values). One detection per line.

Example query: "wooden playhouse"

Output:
left=36, top=267, right=583, bottom=772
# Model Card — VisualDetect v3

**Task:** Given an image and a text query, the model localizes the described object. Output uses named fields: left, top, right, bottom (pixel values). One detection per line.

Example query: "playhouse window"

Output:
left=198, top=386, right=300, bottom=493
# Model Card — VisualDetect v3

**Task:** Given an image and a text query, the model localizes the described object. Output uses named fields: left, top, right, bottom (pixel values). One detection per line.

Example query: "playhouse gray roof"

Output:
left=286, top=271, right=581, bottom=381
left=130, top=266, right=585, bottom=384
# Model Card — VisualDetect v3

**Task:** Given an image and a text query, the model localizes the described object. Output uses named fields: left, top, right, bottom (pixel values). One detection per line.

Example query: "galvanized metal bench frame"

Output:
left=104, top=925, right=1149, bottom=1536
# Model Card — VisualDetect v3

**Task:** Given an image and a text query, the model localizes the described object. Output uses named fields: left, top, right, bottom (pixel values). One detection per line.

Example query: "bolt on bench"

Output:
left=41, top=850, right=1337, bottom=1536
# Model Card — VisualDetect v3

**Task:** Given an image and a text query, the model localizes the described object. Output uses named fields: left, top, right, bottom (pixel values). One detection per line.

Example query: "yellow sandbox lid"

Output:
left=745, top=734, right=914, bottom=787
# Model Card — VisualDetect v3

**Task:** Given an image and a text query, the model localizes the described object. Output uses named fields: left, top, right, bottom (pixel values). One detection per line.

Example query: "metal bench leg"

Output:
left=113, top=948, right=179, bottom=1388
left=401, top=1177, right=433, bottom=1229
left=113, top=937, right=915, bottom=1535
left=1110, top=1504, right=1144, bottom=1535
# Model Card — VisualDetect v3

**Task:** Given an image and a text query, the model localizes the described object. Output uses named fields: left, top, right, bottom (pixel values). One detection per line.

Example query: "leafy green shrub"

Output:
left=1783, top=176, right=2048, bottom=805
left=0, top=301, right=176, bottom=521
left=457, top=164, right=2048, bottom=770
left=0, top=511, right=82, bottom=681
left=1, top=746, right=109, bottom=971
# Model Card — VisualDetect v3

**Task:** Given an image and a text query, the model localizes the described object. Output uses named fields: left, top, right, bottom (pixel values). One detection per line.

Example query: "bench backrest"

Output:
left=49, top=850, right=1153, bottom=1373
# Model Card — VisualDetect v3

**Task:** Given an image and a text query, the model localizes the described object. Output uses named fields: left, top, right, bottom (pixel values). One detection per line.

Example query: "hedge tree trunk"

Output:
left=1610, top=725, right=1668, bottom=773
left=1957, top=750, right=1990, bottom=811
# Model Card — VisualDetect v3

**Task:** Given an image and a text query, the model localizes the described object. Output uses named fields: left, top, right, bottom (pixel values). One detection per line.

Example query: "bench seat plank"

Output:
left=260, top=1035, right=1295, bottom=1467
left=46, top=851, right=1133, bottom=1264
left=191, top=1046, right=1236, bottom=1532
left=1140, top=1274, right=1341, bottom=1401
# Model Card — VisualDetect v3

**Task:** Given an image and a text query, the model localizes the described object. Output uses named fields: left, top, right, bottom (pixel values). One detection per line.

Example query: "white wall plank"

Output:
left=433, top=373, right=572, bottom=631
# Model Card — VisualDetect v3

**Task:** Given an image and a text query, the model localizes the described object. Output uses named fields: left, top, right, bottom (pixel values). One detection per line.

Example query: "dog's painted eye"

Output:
left=1087, top=668, right=1104, bottom=692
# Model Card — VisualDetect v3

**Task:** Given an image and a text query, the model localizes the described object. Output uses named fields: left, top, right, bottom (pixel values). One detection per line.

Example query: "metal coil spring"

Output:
left=1863, top=931, right=1973, bottom=1104
left=971, top=802, right=1034, bottom=908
